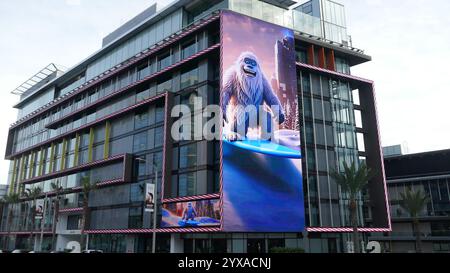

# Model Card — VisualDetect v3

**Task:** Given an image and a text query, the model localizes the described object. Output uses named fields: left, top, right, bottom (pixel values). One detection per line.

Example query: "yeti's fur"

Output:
left=222, top=51, right=285, bottom=137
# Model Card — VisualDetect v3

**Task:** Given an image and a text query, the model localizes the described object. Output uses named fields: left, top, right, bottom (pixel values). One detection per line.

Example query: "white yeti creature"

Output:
left=222, top=51, right=285, bottom=141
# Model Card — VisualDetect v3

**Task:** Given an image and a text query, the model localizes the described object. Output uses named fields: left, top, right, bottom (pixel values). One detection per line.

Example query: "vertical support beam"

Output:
left=74, top=133, right=80, bottom=167
left=60, top=138, right=68, bottom=171
left=9, top=159, right=18, bottom=195
left=162, top=93, right=174, bottom=199
left=307, top=44, right=315, bottom=66
left=38, top=147, right=44, bottom=176
left=88, top=128, right=95, bottom=162
left=48, top=143, right=55, bottom=174
left=123, top=154, right=133, bottom=183
left=318, top=47, right=326, bottom=68
left=19, top=155, right=26, bottom=182
left=28, top=152, right=35, bottom=179
left=359, top=83, right=390, bottom=229
left=327, top=49, right=336, bottom=71
left=104, top=121, right=111, bottom=159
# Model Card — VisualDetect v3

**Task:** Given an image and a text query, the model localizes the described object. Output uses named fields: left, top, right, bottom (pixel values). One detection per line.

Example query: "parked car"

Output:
left=82, top=249, right=103, bottom=253
left=11, top=249, right=30, bottom=253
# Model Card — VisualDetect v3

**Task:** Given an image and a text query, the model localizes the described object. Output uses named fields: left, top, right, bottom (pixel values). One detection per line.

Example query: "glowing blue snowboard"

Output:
left=223, top=139, right=301, bottom=159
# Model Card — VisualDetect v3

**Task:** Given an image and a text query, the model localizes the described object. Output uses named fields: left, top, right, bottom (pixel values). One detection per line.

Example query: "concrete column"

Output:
left=126, top=235, right=135, bottom=253
left=170, top=233, right=184, bottom=253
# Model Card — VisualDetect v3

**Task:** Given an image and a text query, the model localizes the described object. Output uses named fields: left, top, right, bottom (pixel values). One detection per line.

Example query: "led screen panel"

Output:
left=221, top=11, right=305, bottom=232
left=161, top=199, right=221, bottom=228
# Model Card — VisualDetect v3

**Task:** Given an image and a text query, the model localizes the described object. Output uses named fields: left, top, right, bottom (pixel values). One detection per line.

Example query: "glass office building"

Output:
left=0, top=0, right=389, bottom=253
left=369, top=149, right=450, bottom=253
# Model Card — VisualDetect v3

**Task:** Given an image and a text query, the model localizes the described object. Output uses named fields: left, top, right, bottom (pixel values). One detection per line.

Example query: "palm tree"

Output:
left=80, top=176, right=97, bottom=250
left=24, top=186, right=43, bottom=251
left=2, top=193, right=20, bottom=250
left=400, top=187, right=429, bottom=253
left=50, top=180, right=64, bottom=251
left=331, top=161, right=374, bottom=253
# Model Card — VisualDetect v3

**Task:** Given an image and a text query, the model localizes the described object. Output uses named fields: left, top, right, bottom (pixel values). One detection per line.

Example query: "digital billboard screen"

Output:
left=161, top=199, right=221, bottom=228
left=220, top=11, right=305, bottom=232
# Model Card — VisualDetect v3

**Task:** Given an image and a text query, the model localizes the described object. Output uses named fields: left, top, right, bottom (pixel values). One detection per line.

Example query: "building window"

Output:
left=180, top=67, right=199, bottom=90
left=130, top=182, right=144, bottom=202
left=88, top=90, right=99, bottom=104
left=178, top=173, right=196, bottom=197
left=134, top=110, right=149, bottom=130
left=136, top=87, right=150, bottom=102
left=133, top=132, right=148, bottom=153
left=268, top=239, right=285, bottom=252
left=117, top=72, right=130, bottom=90
left=335, top=57, right=350, bottom=74
left=154, top=127, right=164, bottom=148
left=153, top=152, right=163, bottom=172
left=67, top=215, right=81, bottom=230
left=155, top=106, right=165, bottom=123
left=296, top=49, right=307, bottom=63
left=128, top=207, right=143, bottom=229
left=433, top=242, right=450, bottom=253
left=182, top=40, right=196, bottom=59
left=137, top=61, right=150, bottom=80
left=157, top=78, right=172, bottom=93
left=179, top=143, right=197, bottom=169
left=158, top=52, right=171, bottom=71
left=302, top=73, right=311, bottom=93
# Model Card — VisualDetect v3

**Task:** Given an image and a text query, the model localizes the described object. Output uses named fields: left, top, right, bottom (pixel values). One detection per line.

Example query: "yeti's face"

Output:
left=240, top=57, right=258, bottom=78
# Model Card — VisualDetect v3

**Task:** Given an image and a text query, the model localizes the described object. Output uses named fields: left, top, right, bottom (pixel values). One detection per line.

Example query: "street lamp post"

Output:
left=136, top=157, right=159, bottom=254
left=39, top=193, right=48, bottom=252
left=152, top=164, right=158, bottom=254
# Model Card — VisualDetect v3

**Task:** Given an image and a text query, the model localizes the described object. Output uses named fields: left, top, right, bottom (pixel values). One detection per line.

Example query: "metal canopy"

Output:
left=10, top=63, right=66, bottom=95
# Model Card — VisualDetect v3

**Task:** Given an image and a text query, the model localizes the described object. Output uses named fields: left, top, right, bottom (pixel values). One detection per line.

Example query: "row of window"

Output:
left=13, top=62, right=200, bottom=155
left=389, top=179, right=450, bottom=218
left=296, top=48, right=350, bottom=75
left=299, top=71, right=362, bottom=228
left=10, top=83, right=220, bottom=199
left=12, top=27, right=213, bottom=155
left=11, top=101, right=165, bottom=183
left=22, top=162, right=124, bottom=195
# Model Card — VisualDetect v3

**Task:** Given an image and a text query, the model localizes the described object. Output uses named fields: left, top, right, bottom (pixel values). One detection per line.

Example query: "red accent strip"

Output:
left=297, top=62, right=373, bottom=84
left=59, top=207, right=83, bottom=214
left=162, top=193, right=220, bottom=204
left=84, top=227, right=221, bottom=234
left=307, top=227, right=391, bottom=233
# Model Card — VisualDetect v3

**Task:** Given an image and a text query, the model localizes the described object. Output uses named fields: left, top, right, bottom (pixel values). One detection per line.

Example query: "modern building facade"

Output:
left=0, top=185, right=7, bottom=200
left=382, top=144, right=410, bottom=158
left=0, top=185, right=7, bottom=241
left=369, top=149, right=450, bottom=253
left=0, top=0, right=390, bottom=253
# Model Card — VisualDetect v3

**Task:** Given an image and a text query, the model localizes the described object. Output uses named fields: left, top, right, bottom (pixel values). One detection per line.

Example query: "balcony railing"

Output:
left=228, top=0, right=360, bottom=52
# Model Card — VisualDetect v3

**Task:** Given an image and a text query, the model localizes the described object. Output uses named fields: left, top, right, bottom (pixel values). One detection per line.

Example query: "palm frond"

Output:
left=3, top=193, right=20, bottom=204
left=28, top=186, right=43, bottom=199
left=400, top=187, right=429, bottom=218
left=330, top=161, right=373, bottom=198
left=51, top=180, right=64, bottom=192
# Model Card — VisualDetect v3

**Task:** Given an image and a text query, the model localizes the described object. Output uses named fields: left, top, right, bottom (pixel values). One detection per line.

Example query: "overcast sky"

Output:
left=0, top=0, right=449, bottom=185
